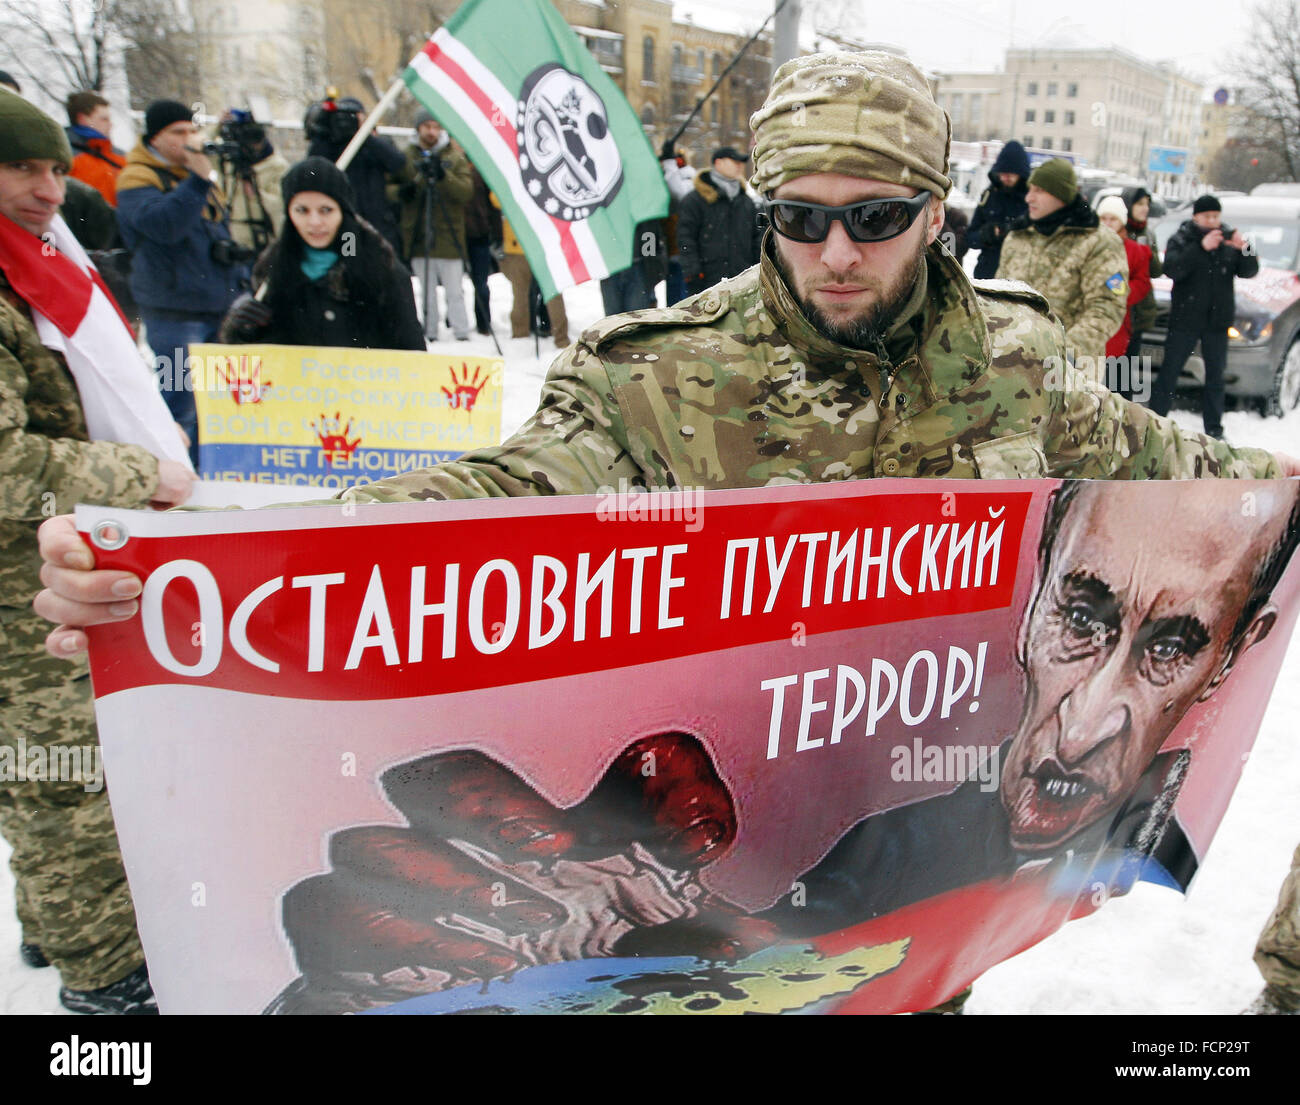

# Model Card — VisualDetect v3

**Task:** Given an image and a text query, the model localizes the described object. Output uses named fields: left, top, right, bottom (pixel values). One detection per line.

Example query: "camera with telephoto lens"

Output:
left=417, top=151, right=445, bottom=180
left=210, top=238, right=257, bottom=268
left=304, top=95, right=362, bottom=146
left=203, top=109, right=267, bottom=168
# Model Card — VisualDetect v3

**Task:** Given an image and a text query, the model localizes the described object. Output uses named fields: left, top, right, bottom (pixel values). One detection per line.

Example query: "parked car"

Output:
left=1138, top=196, right=1300, bottom=416
left=1251, top=182, right=1300, bottom=198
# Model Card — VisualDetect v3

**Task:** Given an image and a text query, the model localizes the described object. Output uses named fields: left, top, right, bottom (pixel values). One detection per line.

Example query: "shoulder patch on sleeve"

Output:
left=580, top=288, right=731, bottom=350
left=971, top=277, right=1052, bottom=314
left=1105, top=271, right=1128, bottom=295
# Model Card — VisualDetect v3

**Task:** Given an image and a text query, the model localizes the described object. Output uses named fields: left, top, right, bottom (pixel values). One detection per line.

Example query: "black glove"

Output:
left=227, top=293, right=272, bottom=336
left=660, top=139, right=676, bottom=162
left=420, top=154, right=446, bottom=181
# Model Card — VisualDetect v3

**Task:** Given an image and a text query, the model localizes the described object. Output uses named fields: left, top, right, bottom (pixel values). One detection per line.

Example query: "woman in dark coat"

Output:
left=220, top=157, right=425, bottom=350
left=968, top=140, right=1030, bottom=279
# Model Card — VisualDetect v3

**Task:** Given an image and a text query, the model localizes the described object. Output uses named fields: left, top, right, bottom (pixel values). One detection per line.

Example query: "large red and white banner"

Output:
left=81, top=478, right=1300, bottom=1013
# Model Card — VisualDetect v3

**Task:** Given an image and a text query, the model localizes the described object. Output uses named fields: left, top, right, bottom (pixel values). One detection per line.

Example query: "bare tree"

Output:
left=1235, top=0, right=1300, bottom=181
left=0, top=0, right=112, bottom=101
left=0, top=0, right=199, bottom=110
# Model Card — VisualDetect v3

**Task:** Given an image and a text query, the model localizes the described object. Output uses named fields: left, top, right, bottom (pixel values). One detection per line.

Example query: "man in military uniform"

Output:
left=997, top=158, right=1130, bottom=383
left=1250, top=844, right=1300, bottom=1014
left=28, top=53, right=1300, bottom=1015
left=0, top=90, right=193, bottom=1013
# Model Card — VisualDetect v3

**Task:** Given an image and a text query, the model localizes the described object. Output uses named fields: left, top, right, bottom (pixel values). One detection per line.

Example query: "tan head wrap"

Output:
left=750, top=52, right=951, bottom=200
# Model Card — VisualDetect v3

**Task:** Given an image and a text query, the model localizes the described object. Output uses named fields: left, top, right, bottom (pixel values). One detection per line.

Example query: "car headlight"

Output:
left=1229, top=317, right=1273, bottom=342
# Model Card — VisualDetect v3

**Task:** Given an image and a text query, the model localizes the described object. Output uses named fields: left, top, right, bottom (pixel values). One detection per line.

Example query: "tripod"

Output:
left=415, top=152, right=503, bottom=356
left=219, top=150, right=275, bottom=255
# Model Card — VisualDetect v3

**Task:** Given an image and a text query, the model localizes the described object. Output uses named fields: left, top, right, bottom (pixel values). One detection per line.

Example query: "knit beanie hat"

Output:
left=144, top=100, right=193, bottom=143
left=1192, top=194, right=1222, bottom=214
left=1027, top=158, right=1077, bottom=205
left=1096, top=195, right=1128, bottom=223
left=0, top=88, right=73, bottom=167
left=280, top=156, right=357, bottom=214
left=413, top=110, right=436, bottom=128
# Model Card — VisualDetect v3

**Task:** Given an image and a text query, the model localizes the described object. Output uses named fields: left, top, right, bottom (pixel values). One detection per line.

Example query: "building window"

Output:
left=1027, top=81, right=1038, bottom=95
left=1067, top=82, right=1078, bottom=97
left=641, top=102, right=655, bottom=125
left=1045, top=110, right=1055, bottom=124
left=1047, top=82, right=1057, bottom=96
left=969, top=93, right=982, bottom=128
left=1023, top=135, right=1033, bottom=146
left=712, top=51, right=721, bottom=78
left=1062, top=137, right=1072, bottom=151
left=1042, top=137, right=1053, bottom=149
left=643, top=36, right=655, bottom=82
left=1065, top=110, right=1075, bottom=125
left=711, top=101, right=718, bottom=124
left=1025, top=108, right=1035, bottom=122
left=697, top=49, right=705, bottom=73
left=673, top=44, right=682, bottom=67
left=950, top=92, right=964, bottom=123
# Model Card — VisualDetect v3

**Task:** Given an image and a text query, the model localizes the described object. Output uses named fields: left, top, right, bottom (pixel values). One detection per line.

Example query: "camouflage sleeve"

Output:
left=0, top=337, right=160, bottom=521
left=348, top=341, right=647, bottom=504
left=1041, top=365, right=1280, bottom=480
left=1063, top=232, right=1128, bottom=368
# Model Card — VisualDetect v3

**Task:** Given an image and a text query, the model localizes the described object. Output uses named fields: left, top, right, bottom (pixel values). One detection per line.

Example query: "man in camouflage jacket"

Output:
left=0, top=89, right=192, bottom=1014
left=30, top=54, right=1298, bottom=1018
left=997, top=158, right=1129, bottom=383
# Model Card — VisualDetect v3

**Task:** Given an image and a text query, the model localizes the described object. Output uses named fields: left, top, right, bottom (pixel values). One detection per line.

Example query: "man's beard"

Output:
left=775, top=241, right=926, bottom=350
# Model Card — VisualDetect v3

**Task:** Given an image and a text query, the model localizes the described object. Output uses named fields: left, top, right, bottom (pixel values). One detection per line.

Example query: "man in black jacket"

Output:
left=1149, top=194, right=1258, bottom=438
left=306, top=97, right=406, bottom=257
left=968, top=140, right=1029, bottom=278
left=677, top=146, right=762, bottom=298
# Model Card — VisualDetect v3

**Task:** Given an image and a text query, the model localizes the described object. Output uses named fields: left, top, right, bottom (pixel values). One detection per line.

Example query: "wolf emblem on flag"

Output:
left=403, top=0, right=668, bottom=298
left=517, top=63, right=623, bottom=220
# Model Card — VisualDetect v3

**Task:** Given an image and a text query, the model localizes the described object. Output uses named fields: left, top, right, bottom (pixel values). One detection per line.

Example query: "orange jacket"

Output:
left=67, top=130, right=126, bottom=207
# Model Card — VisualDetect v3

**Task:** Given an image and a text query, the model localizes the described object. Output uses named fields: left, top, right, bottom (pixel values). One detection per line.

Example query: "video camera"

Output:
left=304, top=93, right=362, bottom=147
left=203, top=109, right=268, bottom=168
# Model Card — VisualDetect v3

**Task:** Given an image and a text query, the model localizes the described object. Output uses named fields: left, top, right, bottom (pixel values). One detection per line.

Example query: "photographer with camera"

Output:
left=1148, top=194, right=1258, bottom=440
left=394, top=111, right=473, bottom=343
left=207, top=109, right=286, bottom=254
left=117, top=100, right=249, bottom=468
left=306, top=95, right=405, bottom=257
left=218, top=157, right=424, bottom=351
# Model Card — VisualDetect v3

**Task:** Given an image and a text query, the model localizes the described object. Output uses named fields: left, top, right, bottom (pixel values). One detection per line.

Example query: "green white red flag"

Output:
left=404, top=0, right=669, bottom=300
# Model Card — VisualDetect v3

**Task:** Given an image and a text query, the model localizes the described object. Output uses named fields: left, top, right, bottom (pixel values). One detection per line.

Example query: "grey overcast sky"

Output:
left=674, top=0, right=1260, bottom=92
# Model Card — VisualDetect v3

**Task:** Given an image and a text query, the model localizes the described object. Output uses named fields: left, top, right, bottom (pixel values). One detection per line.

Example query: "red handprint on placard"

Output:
left=217, top=355, right=271, bottom=405
left=311, top=412, right=361, bottom=466
left=442, top=363, right=487, bottom=413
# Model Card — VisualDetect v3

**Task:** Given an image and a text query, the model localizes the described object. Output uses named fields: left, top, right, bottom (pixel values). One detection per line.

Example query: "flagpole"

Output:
left=336, top=77, right=407, bottom=172
left=254, top=77, right=407, bottom=301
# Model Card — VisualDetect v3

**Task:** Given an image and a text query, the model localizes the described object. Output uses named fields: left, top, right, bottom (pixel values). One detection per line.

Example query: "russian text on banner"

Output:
left=189, top=343, right=502, bottom=488
left=78, top=478, right=1300, bottom=1013
left=404, top=0, right=670, bottom=300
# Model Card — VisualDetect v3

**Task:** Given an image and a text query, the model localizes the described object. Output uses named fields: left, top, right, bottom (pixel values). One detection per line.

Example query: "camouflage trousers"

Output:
left=0, top=604, right=144, bottom=991
left=1255, top=842, right=1300, bottom=1009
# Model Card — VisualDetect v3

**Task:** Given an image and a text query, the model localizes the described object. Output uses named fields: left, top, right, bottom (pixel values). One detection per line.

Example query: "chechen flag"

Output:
left=405, top=0, right=669, bottom=300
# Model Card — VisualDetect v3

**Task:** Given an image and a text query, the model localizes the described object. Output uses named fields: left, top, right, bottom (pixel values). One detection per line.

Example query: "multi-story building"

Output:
left=194, top=0, right=326, bottom=127
left=936, top=47, right=1204, bottom=194
left=187, top=1, right=770, bottom=164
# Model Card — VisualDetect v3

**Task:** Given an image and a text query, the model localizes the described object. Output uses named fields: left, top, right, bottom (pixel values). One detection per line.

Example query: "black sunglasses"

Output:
left=766, top=193, right=931, bottom=244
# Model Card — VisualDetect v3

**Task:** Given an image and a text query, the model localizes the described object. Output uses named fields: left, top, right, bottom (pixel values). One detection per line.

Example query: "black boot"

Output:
left=18, top=942, right=49, bottom=968
left=60, top=964, right=159, bottom=1015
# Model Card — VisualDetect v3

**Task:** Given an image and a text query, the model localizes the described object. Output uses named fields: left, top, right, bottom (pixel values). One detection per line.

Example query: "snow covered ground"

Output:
left=2, top=272, right=1297, bottom=1014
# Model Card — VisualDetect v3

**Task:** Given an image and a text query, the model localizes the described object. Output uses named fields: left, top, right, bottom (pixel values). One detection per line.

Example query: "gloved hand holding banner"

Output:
left=78, top=477, right=1300, bottom=1014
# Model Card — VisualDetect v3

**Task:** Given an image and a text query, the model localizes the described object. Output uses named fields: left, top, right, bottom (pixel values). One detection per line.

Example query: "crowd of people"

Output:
left=0, top=57, right=1298, bottom=1019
